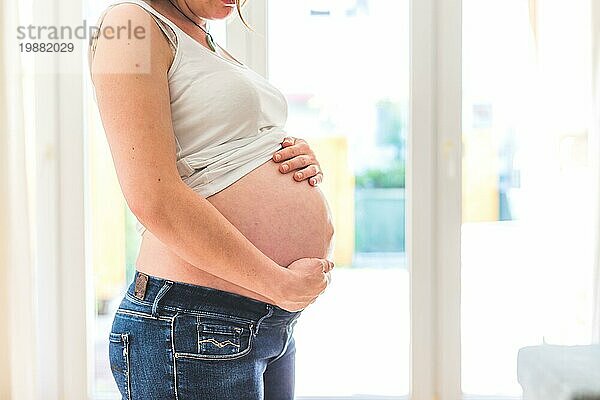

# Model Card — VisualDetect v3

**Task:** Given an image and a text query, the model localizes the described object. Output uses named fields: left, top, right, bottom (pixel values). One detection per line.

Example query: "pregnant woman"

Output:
left=88, top=0, right=335, bottom=398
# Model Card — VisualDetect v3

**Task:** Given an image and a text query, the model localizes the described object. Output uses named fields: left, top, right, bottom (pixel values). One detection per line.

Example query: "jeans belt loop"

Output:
left=151, top=280, right=174, bottom=319
left=254, top=304, right=273, bottom=337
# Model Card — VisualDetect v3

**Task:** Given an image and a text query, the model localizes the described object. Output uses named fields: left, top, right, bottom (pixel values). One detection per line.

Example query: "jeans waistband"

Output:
left=126, top=270, right=302, bottom=327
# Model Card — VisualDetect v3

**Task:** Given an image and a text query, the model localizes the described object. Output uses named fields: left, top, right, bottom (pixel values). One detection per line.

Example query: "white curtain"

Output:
left=0, top=0, right=39, bottom=398
left=0, top=2, right=10, bottom=396
left=592, top=0, right=600, bottom=345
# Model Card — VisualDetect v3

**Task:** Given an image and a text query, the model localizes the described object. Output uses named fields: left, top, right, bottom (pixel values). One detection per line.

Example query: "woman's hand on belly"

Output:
left=276, top=257, right=335, bottom=312
left=272, top=137, right=324, bottom=186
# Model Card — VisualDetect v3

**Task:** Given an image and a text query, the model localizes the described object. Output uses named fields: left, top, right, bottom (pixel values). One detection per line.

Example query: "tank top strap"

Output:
left=107, top=0, right=180, bottom=49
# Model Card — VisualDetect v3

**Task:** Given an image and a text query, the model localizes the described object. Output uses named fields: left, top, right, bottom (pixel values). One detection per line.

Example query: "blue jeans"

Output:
left=109, top=270, right=302, bottom=400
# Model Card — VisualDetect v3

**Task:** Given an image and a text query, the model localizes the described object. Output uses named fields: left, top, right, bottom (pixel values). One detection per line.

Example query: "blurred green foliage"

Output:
left=355, top=161, right=406, bottom=188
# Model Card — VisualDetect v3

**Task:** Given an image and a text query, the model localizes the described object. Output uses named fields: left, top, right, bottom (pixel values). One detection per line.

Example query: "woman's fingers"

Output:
left=271, top=137, right=325, bottom=186
left=278, top=159, right=323, bottom=185
left=272, top=140, right=311, bottom=163
left=308, top=172, right=323, bottom=186
left=281, top=136, right=296, bottom=147
left=319, top=262, right=333, bottom=295
left=277, top=154, right=314, bottom=173
left=292, top=164, right=321, bottom=182
left=321, top=259, right=334, bottom=273
left=293, top=262, right=333, bottom=309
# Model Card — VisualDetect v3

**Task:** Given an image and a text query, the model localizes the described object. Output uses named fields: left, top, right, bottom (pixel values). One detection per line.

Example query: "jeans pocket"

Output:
left=173, top=312, right=254, bottom=361
left=109, top=332, right=131, bottom=400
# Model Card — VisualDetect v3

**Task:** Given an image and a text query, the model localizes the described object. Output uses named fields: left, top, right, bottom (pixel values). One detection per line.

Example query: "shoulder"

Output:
left=99, top=2, right=159, bottom=36
left=101, top=2, right=155, bottom=24
left=90, top=2, right=173, bottom=78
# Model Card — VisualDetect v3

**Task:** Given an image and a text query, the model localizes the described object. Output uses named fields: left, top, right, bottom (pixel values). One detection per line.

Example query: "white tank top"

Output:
left=89, top=0, right=289, bottom=236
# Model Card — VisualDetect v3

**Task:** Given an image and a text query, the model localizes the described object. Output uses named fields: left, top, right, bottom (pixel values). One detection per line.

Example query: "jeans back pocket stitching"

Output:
left=198, top=337, right=241, bottom=349
left=200, top=323, right=243, bottom=336
left=173, top=314, right=254, bottom=361
left=198, top=317, right=243, bottom=351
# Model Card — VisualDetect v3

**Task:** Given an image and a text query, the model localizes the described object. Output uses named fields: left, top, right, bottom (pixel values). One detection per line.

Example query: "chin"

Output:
left=211, top=6, right=235, bottom=20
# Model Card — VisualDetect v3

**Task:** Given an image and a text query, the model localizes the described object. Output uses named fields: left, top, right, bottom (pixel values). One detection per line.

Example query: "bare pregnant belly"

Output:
left=135, top=159, right=335, bottom=303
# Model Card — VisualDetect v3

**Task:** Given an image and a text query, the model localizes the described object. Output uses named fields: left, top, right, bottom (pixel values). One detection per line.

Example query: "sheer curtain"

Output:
left=0, top=2, right=10, bottom=396
left=0, top=0, right=39, bottom=398
left=593, top=0, right=600, bottom=345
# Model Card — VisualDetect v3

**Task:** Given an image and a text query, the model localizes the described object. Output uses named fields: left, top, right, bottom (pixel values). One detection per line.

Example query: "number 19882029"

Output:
left=19, top=42, right=74, bottom=52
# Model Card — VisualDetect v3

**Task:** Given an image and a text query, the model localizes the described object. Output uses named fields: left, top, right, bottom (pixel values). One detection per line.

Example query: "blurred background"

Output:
left=1, top=0, right=599, bottom=399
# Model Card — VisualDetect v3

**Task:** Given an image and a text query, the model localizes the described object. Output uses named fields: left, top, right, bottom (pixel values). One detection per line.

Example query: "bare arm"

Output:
left=90, top=4, right=297, bottom=304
